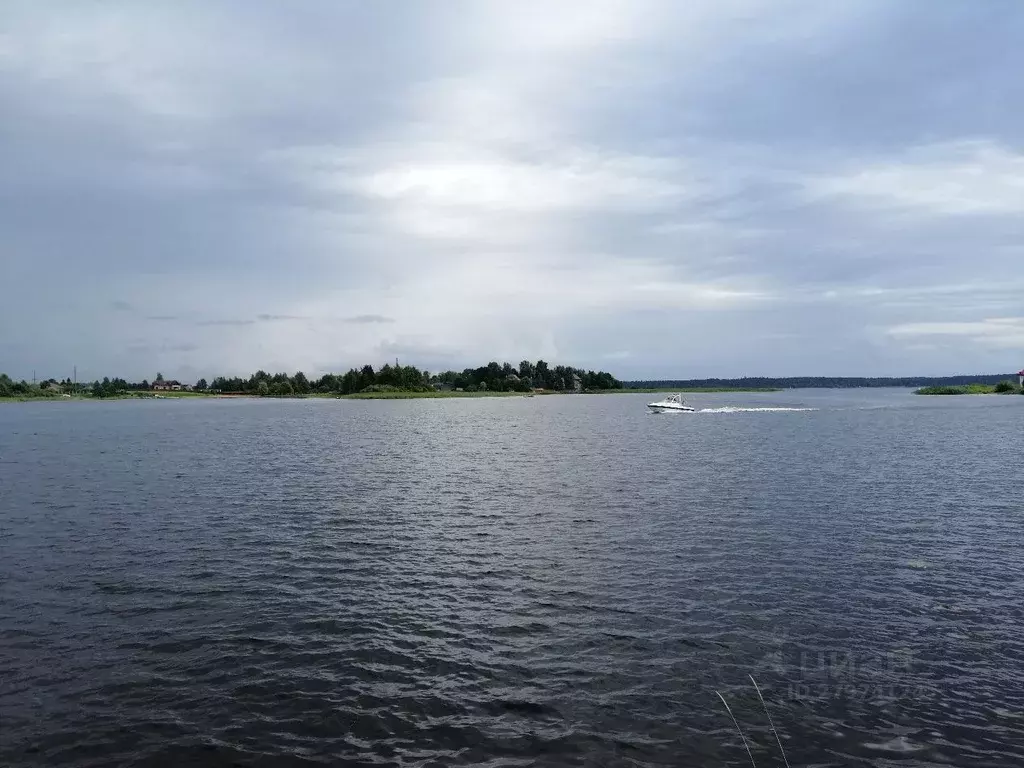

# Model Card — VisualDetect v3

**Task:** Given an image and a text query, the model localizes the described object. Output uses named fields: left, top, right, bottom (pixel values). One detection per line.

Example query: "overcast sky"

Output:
left=2, top=1, right=1023, bottom=382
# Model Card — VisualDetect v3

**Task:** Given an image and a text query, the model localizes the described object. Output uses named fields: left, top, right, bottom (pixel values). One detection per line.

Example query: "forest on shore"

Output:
left=210, top=361, right=622, bottom=396
left=10, top=368, right=1021, bottom=400
left=1, top=361, right=623, bottom=399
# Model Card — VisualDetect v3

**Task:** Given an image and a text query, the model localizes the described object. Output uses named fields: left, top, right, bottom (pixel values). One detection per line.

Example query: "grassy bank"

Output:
left=2, top=389, right=559, bottom=402
left=0, top=396, right=66, bottom=403
left=90, top=390, right=218, bottom=400
left=344, top=387, right=780, bottom=399
left=338, top=390, right=539, bottom=399
left=127, top=391, right=213, bottom=398
left=915, top=382, right=1023, bottom=395
left=1, top=391, right=228, bottom=402
left=4, top=387, right=780, bottom=403
left=915, top=384, right=994, bottom=395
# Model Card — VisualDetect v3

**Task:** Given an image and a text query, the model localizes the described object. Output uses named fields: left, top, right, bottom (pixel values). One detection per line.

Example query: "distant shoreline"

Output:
left=625, top=374, right=1019, bottom=390
left=617, top=387, right=778, bottom=393
left=2, top=387, right=776, bottom=403
left=6, top=381, right=1022, bottom=402
left=0, top=390, right=538, bottom=403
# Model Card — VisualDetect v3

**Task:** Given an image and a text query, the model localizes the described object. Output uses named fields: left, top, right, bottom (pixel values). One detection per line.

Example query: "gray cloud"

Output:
left=2, top=1, right=1023, bottom=380
left=196, top=319, right=256, bottom=327
left=345, top=315, right=395, bottom=325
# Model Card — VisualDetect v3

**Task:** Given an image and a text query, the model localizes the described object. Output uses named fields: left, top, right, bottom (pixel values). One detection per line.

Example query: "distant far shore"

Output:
left=2, top=389, right=573, bottom=403
left=624, top=374, right=1021, bottom=389
left=616, top=387, right=778, bottom=393
left=5, top=370, right=1023, bottom=402
left=1, top=387, right=775, bottom=403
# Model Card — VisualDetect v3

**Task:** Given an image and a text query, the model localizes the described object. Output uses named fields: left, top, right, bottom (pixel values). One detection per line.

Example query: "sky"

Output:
left=2, top=1, right=1023, bottom=382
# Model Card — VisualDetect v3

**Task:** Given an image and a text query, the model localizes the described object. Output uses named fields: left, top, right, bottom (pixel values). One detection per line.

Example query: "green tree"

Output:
left=155, top=372, right=164, bottom=382
left=359, top=365, right=376, bottom=390
left=256, top=380, right=270, bottom=396
left=377, top=363, right=396, bottom=387
left=341, top=370, right=359, bottom=394
left=994, top=380, right=1016, bottom=393
left=315, top=373, right=338, bottom=393
left=535, top=360, right=550, bottom=389
left=292, top=371, right=309, bottom=394
left=271, top=381, right=294, bottom=396
left=195, top=378, right=207, bottom=391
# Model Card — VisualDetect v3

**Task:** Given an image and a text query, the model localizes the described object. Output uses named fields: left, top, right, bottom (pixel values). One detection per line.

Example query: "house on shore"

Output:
left=152, top=380, right=189, bottom=391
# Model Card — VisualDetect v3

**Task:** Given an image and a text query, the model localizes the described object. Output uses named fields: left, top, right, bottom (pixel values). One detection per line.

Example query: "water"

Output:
left=2, top=389, right=1023, bottom=767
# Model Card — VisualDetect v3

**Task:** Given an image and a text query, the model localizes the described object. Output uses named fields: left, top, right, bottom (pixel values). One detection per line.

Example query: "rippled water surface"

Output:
left=2, top=390, right=1023, bottom=767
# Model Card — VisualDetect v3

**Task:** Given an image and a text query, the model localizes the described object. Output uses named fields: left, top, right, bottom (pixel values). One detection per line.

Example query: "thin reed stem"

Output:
left=749, top=675, right=791, bottom=768
left=716, top=690, right=757, bottom=768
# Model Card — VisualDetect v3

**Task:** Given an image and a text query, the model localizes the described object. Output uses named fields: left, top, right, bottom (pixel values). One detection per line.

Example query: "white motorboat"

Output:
left=647, top=393, right=695, bottom=413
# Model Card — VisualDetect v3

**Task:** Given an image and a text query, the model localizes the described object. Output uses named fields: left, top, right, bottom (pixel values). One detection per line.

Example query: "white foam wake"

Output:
left=698, top=406, right=818, bottom=413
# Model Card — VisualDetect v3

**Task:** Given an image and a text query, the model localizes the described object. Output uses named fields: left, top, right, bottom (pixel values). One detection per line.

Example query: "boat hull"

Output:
left=647, top=392, right=695, bottom=413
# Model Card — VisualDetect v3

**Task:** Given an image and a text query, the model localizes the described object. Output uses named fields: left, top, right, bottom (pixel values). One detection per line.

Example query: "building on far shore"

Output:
left=152, top=380, right=189, bottom=391
left=1018, top=369, right=1024, bottom=387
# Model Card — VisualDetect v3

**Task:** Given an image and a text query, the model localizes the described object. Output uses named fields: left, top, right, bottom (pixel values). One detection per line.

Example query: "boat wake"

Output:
left=698, top=406, right=818, bottom=413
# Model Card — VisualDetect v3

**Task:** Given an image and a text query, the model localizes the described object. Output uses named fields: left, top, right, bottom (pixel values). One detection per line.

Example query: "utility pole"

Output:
left=32, top=370, right=36, bottom=385
left=74, top=365, right=77, bottom=394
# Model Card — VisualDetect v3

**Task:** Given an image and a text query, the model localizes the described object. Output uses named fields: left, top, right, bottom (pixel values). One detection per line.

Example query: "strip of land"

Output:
left=6, top=367, right=1023, bottom=401
left=625, top=375, right=1019, bottom=389
left=2, top=389, right=563, bottom=402
left=914, top=383, right=1023, bottom=395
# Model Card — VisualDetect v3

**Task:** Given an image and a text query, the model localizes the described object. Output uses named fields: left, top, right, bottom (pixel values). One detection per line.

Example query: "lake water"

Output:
left=2, top=390, right=1023, bottom=767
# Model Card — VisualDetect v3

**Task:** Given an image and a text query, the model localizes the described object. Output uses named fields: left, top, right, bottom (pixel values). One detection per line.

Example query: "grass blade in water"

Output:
left=716, top=690, right=757, bottom=768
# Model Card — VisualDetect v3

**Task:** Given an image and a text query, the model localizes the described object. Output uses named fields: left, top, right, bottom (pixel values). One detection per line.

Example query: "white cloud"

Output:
left=811, top=281, right=1024, bottom=314
left=809, top=140, right=1024, bottom=215
left=352, top=150, right=684, bottom=212
left=887, top=317, right=1024, bottom=349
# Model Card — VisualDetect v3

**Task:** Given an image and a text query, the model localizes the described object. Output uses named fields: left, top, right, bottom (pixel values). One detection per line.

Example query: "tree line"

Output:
left=1, top=360, right=622, bottom=398
left=0, top=374, right=53, bottom=398
left=0, top=374, right=152, bottom=399
left=210, top=360, right=622, bottom=395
